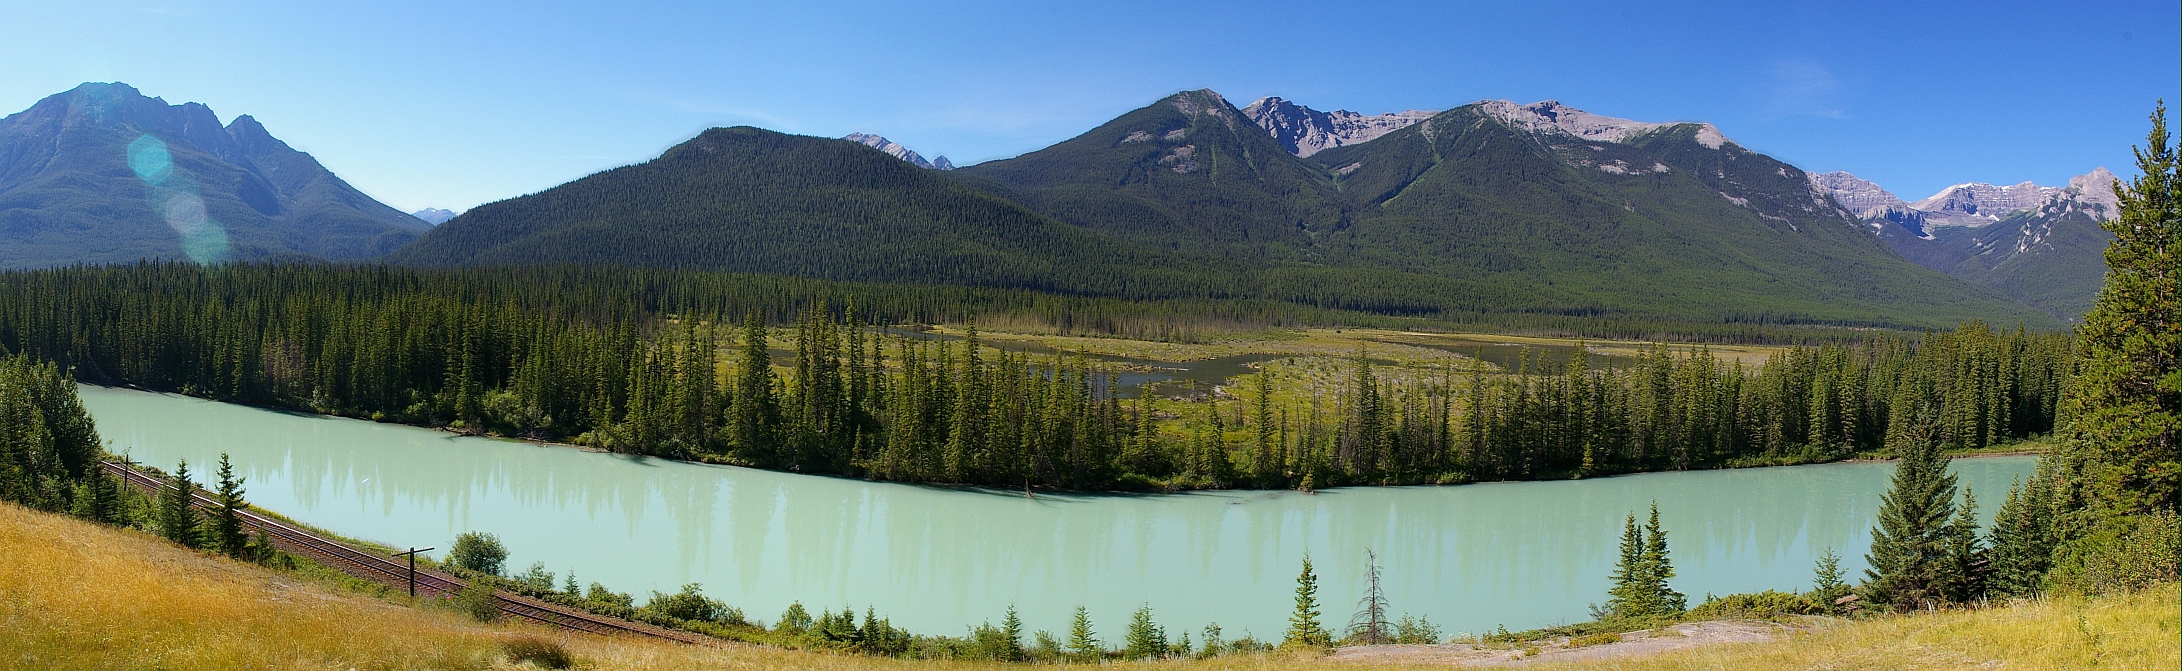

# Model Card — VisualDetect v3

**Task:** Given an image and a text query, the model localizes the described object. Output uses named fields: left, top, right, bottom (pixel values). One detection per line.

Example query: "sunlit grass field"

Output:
left=2, top=501, right=2171, bottom=670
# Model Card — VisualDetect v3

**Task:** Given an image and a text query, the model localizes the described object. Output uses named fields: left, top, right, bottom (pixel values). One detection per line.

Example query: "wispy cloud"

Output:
left=1767, top=60, right=1846, bottom=119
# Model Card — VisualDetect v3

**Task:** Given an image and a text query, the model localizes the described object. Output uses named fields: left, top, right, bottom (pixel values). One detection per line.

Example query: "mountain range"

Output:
left=0, top=82, right=2100, bottom=331
left=1809, top=168, right=2118, bottom=320
left=0, top=83, right=429, bottom=267
left=404, top=88, right=2053, bottom=329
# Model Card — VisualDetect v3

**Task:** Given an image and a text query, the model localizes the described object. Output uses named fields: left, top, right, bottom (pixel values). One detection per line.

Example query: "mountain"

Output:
left=0, top=83, right=429, bottom=267
left=958, top=91, right=2052, bottom=328
left=389, top=89, right=2056, bottom=331
left=387, top=126, right=1206, bottom=294
left=410, top=208, right=457, bottom=225
left=1241, top=97, right=1435, bottom=157
left=844, top=133, right=952, bottom=170
left=1811, top=168, right=2118, bottom=319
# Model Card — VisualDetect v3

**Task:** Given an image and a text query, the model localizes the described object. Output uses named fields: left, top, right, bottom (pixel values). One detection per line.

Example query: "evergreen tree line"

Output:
left=0, top=261, right=2071, bottom=491
left=1274, top=322, right=2067, bottom=488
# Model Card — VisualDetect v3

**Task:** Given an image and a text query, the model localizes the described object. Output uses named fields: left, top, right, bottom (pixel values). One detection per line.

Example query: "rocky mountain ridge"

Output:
left=1808, top=167, right=2122, bottom=320
left=0, top=82, right=428, bottom=268
left=1241, top=97, right=1436, bottom=157
left=844, top=132, right=953, bottom=170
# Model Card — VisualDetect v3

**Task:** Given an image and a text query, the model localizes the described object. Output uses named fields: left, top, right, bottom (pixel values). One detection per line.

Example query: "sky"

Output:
left=3, top=0, right=2175, bottom=213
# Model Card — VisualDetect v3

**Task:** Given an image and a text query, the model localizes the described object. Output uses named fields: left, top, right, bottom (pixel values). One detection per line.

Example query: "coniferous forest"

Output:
left=0, top=262, right=2070, bottom=491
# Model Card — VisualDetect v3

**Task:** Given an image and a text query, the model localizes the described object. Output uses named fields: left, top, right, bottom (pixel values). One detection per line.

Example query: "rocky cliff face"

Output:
left=1808, top=167, right=2123, bottom=320
left=1474, top=100, right=1728, bottom=148
left=843, top=132, right=952, bottom=170
left=1241, top=97, right=1436, bottom=157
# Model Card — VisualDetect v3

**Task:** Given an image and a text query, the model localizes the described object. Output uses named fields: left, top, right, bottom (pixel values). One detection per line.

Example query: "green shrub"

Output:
left=1567, top=632, right=1621, bottom=648
left=454, top=580, right=499, bottom=622
left=502, top=635, right=573, bottom=669
left=2046, top=512, right=2180, bottom=595
left=1686, top=590, right=1820, bottom=620
left=448, top=531, right=507, bottom=576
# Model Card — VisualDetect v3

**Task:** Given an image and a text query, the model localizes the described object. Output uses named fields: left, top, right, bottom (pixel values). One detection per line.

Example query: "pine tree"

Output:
left=1942, top=488, right=1988, bottom=601
left=1863, top=411, right=1962, bottom=611
left=1642, top=502, right=1685, bottom=613
left=1283, top=554, right=1332, bottom=648
left=1345, top=548, right=1390, bottom=644
left=1123, top=604, right=1167, bottom=659
left=1065, top=606, right=1100, bottom=661
left=69, top=468, right=124, bottom=526
left=211, top=453, right=250, bottom=557
left=1604, top=512, right=1652, bottom=619
left=1986, top=473, right=2059, bottom=596
left=1000, top=605, right=1024, bottom=661
left=2050, top=103, right=2178, bottom=531
left=1810, top=547, right=1851, bottom=611
left=157, top=459, right=203, bottom=549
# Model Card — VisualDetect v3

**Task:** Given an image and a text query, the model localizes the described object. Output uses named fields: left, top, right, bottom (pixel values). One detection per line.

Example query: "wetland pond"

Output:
left=84, top=385, right=2032, bottom=640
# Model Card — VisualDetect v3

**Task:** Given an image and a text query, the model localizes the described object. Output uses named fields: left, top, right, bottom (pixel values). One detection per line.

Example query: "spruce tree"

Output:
left=1000, top=605, right=1024, bottom=661
left=1642, top=502, right=1685, bottom=613
left=157, top=459, right=202, bottom=549
left=211, top=453, right=250, bottom=558
left=69, top=469, right=124, bottom=526
left=1986, top=473, right=2059, bottom=596
left=1942, top=488, right=1988, bottom=602
left=1123, top=604, right=1166, bottom=660
left=1810, top=548, right=1851, bottom=611
left=2050, top=103, right=2178, bottom=530
left=1345, top=548, right=1390, bottom=644
left=1863, top=411, right=1962, bottom=611
left=1604, top=512, right=1652, bottom=619
left=1284, top=554, right=1332, bottom=648
left=1065, top=606, right=1100, bottom=661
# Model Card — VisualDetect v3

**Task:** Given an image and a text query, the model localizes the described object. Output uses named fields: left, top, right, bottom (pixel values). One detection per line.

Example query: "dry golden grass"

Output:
left=2, top=501, right=2173, bottom=670
left=1520, top=584, right=2181, bottom=671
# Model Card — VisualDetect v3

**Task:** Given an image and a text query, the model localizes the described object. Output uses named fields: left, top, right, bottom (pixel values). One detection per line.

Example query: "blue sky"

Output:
left=5, top=0, right=2175, bottom=213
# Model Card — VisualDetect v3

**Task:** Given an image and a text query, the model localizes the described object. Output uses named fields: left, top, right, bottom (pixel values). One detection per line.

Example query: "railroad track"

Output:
left=101, top=461, right=713, bottom=645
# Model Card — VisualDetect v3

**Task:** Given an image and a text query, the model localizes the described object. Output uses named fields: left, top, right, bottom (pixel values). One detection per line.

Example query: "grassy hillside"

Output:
left=389, top=126, right=1220, bottom=299
left=4, top=500, right=2173, bottom=670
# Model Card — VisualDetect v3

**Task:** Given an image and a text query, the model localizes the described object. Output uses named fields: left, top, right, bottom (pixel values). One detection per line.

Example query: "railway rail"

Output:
left=101, top=460, right=713, bottom=645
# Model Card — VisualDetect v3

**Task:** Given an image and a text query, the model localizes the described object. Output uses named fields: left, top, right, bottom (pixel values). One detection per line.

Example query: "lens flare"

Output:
left=127, top=133, right=232, bottom=263
left=127, top=135, right=172, bottom=185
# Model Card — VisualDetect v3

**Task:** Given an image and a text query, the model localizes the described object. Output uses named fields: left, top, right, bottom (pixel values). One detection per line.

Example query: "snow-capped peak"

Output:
left=1476, top=100, right=1728, bottom=148
left=844, top=132, right=953, bottom=170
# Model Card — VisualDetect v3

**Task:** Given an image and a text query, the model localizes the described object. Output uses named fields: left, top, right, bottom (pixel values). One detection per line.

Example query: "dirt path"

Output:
left=1325, top=620, right=1801, bottom=666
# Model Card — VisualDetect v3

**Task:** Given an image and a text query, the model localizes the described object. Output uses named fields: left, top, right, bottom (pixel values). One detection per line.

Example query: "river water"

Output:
left=81, top=385, right=2033, bottom=640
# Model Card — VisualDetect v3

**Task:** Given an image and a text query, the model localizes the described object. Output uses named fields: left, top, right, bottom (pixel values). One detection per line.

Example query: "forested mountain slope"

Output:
left=0, top=83, right=429, bottom=267
left=1816, top=169, right=2119, bottom=321
left=960, top=92, right=2055, bottom=328
left=953, top=89, right=1349, bottom=264
left=388, top=126, right=1219, bottom=297
left=1300, top=102, right=2052, bottom=327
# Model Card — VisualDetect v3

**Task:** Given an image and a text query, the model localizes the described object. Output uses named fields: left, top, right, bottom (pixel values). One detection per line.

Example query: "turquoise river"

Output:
left=81, top=385, right=2034, bottom=640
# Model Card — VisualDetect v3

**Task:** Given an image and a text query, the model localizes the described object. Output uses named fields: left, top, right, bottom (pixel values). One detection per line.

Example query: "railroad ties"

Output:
left=100, top=461, right=714, bottom=645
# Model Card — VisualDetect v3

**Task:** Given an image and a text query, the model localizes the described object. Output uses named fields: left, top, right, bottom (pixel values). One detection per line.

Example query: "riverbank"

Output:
left=5, top=500, right=2171, bottom=670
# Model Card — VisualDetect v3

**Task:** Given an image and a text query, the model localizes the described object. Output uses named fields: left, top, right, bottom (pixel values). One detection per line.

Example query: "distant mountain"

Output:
left=1241, top=97, right=1435, bottom=157
left=844, top=133, right=952, bottom=170
left=0, top=83, right=428, bottom=267
left=1811, top=168, right=2118, bottom=320
left=388, top=89, right=2056, bottom=330
left=411, top=208, right=457, bottom=225
left=387, top=126, right=1205, bottom=294
left=957, top=91, right=2051, bottom=328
